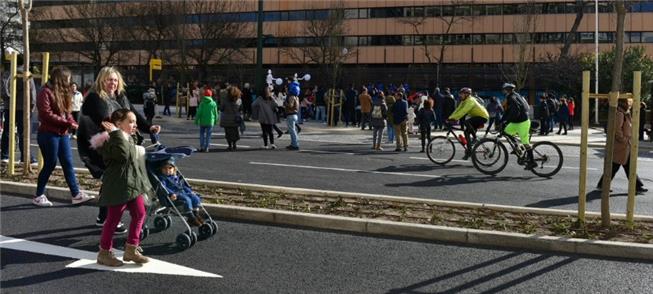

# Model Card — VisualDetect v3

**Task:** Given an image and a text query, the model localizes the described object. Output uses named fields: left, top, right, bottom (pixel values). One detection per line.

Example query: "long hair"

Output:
left=93, top=66, right=126, bottom=99
left=49, top=66, right=73, bottom=114
left=228, top=86, right=242, bottom=102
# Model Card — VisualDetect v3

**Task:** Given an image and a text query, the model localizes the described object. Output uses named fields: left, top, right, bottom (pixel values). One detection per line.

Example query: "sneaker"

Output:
left=262, top=145, right=270, bottom=150
left=32, top=195, right=53, bottom=207
left=95, top=217, right=105, bottom=227
left=286, top=145, right=299, bottom=150
left=72, top=192, right=95, bottom=205
left=1, top=158, right=8, bottom=164
left=270, top=144, right=277, bottom=149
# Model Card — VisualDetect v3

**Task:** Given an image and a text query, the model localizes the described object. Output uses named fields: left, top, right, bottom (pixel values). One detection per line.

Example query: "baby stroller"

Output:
left=140, top=145, right=218, bottom=250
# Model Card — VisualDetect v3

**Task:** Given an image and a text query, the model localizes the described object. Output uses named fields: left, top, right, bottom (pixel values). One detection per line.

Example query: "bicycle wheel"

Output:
left=426, top=136, right=456, bottom=165
left=471, top=138, right=509, bottom=175
left=529, top=141, right=563, bottom=178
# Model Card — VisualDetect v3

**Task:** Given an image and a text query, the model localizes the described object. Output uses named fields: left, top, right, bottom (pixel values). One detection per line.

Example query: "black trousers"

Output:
left=463, top=117, right=487, bottom=149
left=420, top=126, right=432, bottom=149
left=261, top=123, right=274, bottom=146
left=597, top=160, right=644, bottom=188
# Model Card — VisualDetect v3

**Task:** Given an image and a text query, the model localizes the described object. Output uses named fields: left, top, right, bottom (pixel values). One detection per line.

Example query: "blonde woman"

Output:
left=77, top=66, right=161, bottom=232
left=33, top=66, right=94, bottom=206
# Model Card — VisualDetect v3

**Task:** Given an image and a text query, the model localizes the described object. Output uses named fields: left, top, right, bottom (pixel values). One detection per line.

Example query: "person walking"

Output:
left=33, top=66, right=94, bottom=207
left=285, top=82, right=301, bottom=150
left=385, top=92, right=396, bottom=144
left=71, top=82, right=84, bottom=125
left=92, top=109, right=151, bottom=267
left=393, top=92, right=409, bottom=152
left=359, top=87, right=372, bottom=130
left=219, top=86, right=242, bottom=151
left=187, top=81, right=199, bottom=120
left=78, top=66, right=161, bottom=233
left=596, top=99, right=648, bottom=194
left=142, top=87, right=156, bottom=123
left=242, top=83, right=253, bottom=121
left=639, top=101, right=647, bottom=141
left=1, top=55, right=37, bottom=165
left=567, top=97, right=575, bottom=130
left=538, top=95, right=551, bottom=136
left=344, top=84, right=357, bottom=127
left=163, top=82, right=174, bottom=116
left=557, top=98, right=569, bottom=135
left=252, top=87, right=280, bottom=149
left=484, top=96, right=503, bottom=136
left=370, top=91, right=388, bottom=151
left=195, top=88, right=218, bottom=152
left=441, top=88, right=456, bottom=124
left=433, top=87, right=445, bottom=130
left=417, top=99, right=436, bottom=152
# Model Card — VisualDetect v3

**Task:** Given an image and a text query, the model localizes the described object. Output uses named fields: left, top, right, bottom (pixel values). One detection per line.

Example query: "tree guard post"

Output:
left=578, top=71, right=590, bottom=223
left=626, top=71, right=642, bottom=226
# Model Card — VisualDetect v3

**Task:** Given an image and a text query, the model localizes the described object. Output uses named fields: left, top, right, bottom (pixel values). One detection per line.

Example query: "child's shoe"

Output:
left=97, top=248, right=124, bottom=267
left=123, top=243, right=149, bottom=264
left=187, top=215, right=203, bottom=227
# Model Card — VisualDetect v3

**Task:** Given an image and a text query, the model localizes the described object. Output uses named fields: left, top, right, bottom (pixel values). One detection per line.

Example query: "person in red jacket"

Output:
left=567, top=97, right=575, bottom=130
left=33, top=66, right=95, bottom=207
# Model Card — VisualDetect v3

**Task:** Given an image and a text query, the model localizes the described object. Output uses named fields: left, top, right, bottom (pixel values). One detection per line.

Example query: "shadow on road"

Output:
left=526, top=190, right=629, bottom=208
left=385, top=174, right=538, bottom=188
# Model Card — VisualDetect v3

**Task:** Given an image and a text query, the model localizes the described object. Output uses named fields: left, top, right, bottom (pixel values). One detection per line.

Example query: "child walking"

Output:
left=195, top=89, right=218, bottom=152
left=417, top=100, right=436, bottom=152
left=92, top=109, right=152, bottom=267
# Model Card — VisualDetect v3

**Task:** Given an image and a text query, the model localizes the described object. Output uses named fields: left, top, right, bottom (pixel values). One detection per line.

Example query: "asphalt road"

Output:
left=21, top=115, right=653, bottom=216
left=2, top=195, right=653, bottom=293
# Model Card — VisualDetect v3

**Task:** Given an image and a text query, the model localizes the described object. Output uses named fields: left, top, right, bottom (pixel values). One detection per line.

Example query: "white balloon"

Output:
left=303, top=74, right=311, bottom=81
left=342, top=48, right=348, bottom=55
left=275, top=78, right=283, bottom=86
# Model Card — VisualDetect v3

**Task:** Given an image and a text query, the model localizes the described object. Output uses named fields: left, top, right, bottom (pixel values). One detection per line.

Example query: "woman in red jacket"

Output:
left=33, top=66, right=95, bottom=206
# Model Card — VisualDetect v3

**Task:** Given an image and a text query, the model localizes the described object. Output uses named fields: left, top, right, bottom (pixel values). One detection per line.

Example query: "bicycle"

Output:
left=426, top=122, right=479, bottom=165
left=470, top=122, right=564, bottom=177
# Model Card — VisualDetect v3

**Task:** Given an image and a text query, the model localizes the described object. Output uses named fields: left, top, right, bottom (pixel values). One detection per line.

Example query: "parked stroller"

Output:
left=140, top=145, right=218, bottom=250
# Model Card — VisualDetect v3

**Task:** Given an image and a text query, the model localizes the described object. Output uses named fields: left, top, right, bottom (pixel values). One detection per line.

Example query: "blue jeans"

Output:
left=177, top=192, right=201, bottom=213
left=386, top=124, right=395, bottom=142
left=286, top=114, right=299, bottom=147
left=36, top=132, right=80, bottom=197
left=315, top=106, right=326, bottom=122
left=199, top=126, right=213, bottom=150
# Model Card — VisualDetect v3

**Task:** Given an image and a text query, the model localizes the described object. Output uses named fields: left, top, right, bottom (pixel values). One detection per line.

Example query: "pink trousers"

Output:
left=99, top=195, right=146, bottom=250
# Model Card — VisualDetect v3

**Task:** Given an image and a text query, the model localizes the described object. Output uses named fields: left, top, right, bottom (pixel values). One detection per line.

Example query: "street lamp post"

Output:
left=254, top=0, right=264, bottom=96
left=19, top=0, right=32, bottom=174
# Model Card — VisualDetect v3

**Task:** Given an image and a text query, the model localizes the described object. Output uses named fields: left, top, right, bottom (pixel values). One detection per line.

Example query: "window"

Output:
left=442, top=35, right=455, bottom=45
left=402, top=36, right=413, bottom=45
left=485, top=34, right=501, bottom=44
left=502, top=4, right=517, bottom=15
left=471, top=34, right=483, bottom=44
left=414, top=35, right=425, bottom=45
left=280, top=11, right=289, bottom=21
left=414, top=7, right=425, bottom=17
left=426, top=6, right=440, bottom=17
left=288, top=10, right=305, bottom=21
left=546, top=33, right=564, bottom=43
left=358, top=36, right=371, bottom=46
left=239, top=12, right=256, bottom=22
left=643, top=32, right=653, bottom=43
left=598, top=32, right=614, bottom=43
left=579, top=32, right=594, bottom=43
left=425, top=35, right=441, bottom=45
left=344, top=37, right=358, bottom=47
left=502, top=34, right=515, bottom=44
left=442, top=6, right=454, bottom=16
left=454, top=34, right=470, bottom=45
left=471, top=5, right=483, bottom=16
left=455, top=5, right=471, bottom=16
left=486, top=5, right=502, bottom=15
left=642, top=2, right=653, bottom=12
left=359, top=8, right=370, bottom=18
left=344, top=9, right=359, bottom=19
left=629, top=32, right=642, bottom=43
left=314, top=10, right=329, bottom=19
left=264, top=11, right=280, bottom=21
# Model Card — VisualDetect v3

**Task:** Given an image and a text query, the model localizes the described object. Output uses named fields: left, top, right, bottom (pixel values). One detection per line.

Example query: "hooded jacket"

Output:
left=195, top=95, right=218, bottom=126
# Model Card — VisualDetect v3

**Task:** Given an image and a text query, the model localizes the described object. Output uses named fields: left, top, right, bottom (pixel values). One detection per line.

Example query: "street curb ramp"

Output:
left=3, top=180, right=653, bottom=261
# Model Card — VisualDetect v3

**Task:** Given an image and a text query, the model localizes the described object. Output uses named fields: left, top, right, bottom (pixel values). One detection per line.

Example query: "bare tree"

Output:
left=560, top=0, right=588, bottom=58
left=183, top=0, right=252, bottom=82
left=280, top=1, right=354, bottom=88
left=500, top=1, right=540, bottom=92
left=1, top=0, right=21, bottom=64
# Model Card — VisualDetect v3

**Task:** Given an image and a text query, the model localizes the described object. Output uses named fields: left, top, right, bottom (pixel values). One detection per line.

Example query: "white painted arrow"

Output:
left=0, top=235, right=222, bottom=278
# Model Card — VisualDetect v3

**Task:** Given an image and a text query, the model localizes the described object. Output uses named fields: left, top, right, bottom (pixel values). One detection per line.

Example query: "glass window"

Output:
left=643, top=32, right=653, bottom=43
left=359, top=36, right=371, bottom=46
left=280, top=11, right=289, bottom=21
left=502, top=4, right=516, bottom=15
left=264, top=11, right=280, bottom=21
left=630, top=32, right=642, bottom=43
left=564, top=3, right=577, bottom=14
left=414, top=7, right=425, bottom=17
left=471, top=5, right=483, bottom=16
left=288, top=10, right=305, bottom=21
left=425, top=35, right=441, bottom=45
left=263, top=37, right=278, bottom=47
left=370, top=8, right=386, bottom=18
left=387, top=36, right=402, bottom=45
left=485, top=34, right=501, bottom=44
left=442, top=6, right=454, bottom=16
left=471, top=34, right=483, bottom=44
left=642, top=2, right=653, bottom=12
left=579, top=32, right=594, bottom=43
left=503, top=34, right=515, bottom=44
left=344, top=36, right=358, bottom=47
left=426, top=6, right=440, bottom=17
left=454, top=34, right=470, bottom=44
left=598, top=32, right=614, bottom=43
left=486, top=5, right=502, bottom=15
left=442, top=35, right=455, bottom=45
left=414, top=35, right=425, bottom=45
left=344, top=9, right=358, bottom=19
left=455, top=5, right=471, bottom=16
left=598, top=2, right=613, bottom=13
left=239, top=12, right=256, bottom=22
left=546, top=33, right=564, bottom=43
left=359, top=8, right=370, bottom=18
left=314, top=10, right=329, bottom=19
left=402, top=36, right=413, bottom=45
left=386, top=7, right=403, bottom=18
left=403, top=7, right=414, bottom=17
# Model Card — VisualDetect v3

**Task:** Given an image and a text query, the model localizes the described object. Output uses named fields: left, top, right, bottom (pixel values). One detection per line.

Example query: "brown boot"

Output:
left=123, top=243, right=149, bottom=264
left=97, top=248, right=124, bottom=267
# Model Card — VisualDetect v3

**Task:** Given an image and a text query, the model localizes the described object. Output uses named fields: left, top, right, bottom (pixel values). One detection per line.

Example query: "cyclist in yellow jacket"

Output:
left=448, top=87, right=489, bottom=159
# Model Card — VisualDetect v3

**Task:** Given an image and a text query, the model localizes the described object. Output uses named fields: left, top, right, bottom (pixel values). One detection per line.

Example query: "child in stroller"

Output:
left=157, top=158, right=204, bottom=226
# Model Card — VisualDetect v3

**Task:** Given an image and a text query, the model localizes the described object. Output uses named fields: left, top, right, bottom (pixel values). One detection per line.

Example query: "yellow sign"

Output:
left=150, top=58, right=162, bottom=70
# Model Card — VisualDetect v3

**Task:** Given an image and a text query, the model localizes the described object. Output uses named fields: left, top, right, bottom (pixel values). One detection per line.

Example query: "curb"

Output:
left=3, top=181, right=653, bottom=261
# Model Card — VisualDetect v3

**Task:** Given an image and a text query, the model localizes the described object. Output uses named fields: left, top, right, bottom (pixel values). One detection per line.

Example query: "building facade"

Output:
left=28, top=0, right=653, bottom=94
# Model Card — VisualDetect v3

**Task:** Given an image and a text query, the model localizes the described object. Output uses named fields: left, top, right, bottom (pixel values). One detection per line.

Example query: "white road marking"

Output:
left=408, top=157, right=599, bottom=170
left=210, top=143, right=251, bottom=148
left=300, top=149, right=356, bottom=155
left=409, top=157, right=470, bottom=163
left=249, top=161, right=441, bottom=178
left=0, top=235, right=222, bottom=278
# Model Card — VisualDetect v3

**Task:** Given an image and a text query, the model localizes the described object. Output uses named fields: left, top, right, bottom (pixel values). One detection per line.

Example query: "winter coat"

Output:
left=442, top=94, right=456, bottom=119
left=2, top=70, right=36, bottom=111
left=417, top=108, right=436, bottom=130
left=557, top=103, right=570, bottom=120
left=251, top=97, right=278, bottom=125
left=503, top=92, right=530, bottom=124
left=370, top=98, right=387, bottom=128
left=613, top=106, right=633, bottom=165
left=36, top=84, right=77, bottom=136
left=448, top=97, right=489, bottom=121
left=77, top=91, right=152, bottom=179
left=195, top=96, right=218, bottom=126
left=359, top=93, right=372, bottom=113
left=93, top=130, right=152, bottom=207
left=385, top=95, right=396, bottom=125
left=219, top=95, right=241, bottom=128
left=393, top=98, right=408, bottom=124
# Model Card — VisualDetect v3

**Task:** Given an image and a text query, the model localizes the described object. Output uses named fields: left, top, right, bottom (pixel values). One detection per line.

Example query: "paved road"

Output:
left=2, top=195, right=653, bottom=293
left=19, top=115, right=653, bottom=216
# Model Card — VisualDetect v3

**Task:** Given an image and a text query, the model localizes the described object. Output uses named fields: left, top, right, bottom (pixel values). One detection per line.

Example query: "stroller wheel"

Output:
left=189, top=231, right=198, bottom=246
left=140, top=226, right=150, bottom=241
left=209, top=221, right=218, bottom=235
left=176, top=233, right=192, bottom=250
left=164, top=216, right=173, bottom=229
left=154, top=216, right=168, bottom=231
left=199, top=223, right=213, bottom=240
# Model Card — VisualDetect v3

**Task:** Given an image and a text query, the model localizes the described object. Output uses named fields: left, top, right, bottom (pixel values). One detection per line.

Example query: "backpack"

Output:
left=371, top=104, right=383, bottom=119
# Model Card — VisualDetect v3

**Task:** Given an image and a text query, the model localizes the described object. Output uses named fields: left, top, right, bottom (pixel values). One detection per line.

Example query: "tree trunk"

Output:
left=600, top=1, right=626, bottom=227
left=560, top=0, right=585, bottom=58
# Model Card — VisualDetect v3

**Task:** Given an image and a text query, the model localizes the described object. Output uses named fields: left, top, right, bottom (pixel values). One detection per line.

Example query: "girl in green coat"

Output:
left=195, top=89, right=218, bottom=152
left=91, top=109, right=152, bottom=267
